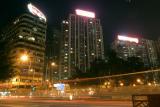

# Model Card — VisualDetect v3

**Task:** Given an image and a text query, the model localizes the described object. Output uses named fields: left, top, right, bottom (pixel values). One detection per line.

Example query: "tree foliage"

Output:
left=126, top=56, right=145, bottom=72
left=71, top=49, right=147, bottom=79
left=0, top=40, right=15, bottom=81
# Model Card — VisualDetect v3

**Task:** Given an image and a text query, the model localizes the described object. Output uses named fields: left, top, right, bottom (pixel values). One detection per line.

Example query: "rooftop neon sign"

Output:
left=118, top=35, right=139, bottom=43
left=75, top=9, right=95, bottom=18
left=27, top=3, right=46, bottom=22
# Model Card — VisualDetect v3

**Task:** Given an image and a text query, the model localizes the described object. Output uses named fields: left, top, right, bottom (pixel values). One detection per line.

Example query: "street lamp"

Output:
left=51, top=62, right=56, bottom=66
left=148, top=82, right=151, bottom=86
left=20, top=54, right=34, bottom=87
left=18, top=54, right=29, bottom=88
left=45, top=61, right=57, bottom=81
left=120, top=83, right=124, bottom=87
left=136, top=78, right=141, bottom=83
left=133, top=84, right=136, bottom=87
left=20, top=54, right=29, bottom=62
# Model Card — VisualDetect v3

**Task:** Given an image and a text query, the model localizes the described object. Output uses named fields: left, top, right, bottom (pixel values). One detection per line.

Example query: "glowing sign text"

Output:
left=28, top=3, right=46, bottom=22
left=118, top=35, right=139, bottom=43
left=75, top=9, right=95, bottom=18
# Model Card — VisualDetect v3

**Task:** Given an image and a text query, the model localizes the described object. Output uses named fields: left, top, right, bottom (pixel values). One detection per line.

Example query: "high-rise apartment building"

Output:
left=59, top=9, right=104, bottom=79
left=112, top=35, right=159, bottom=68
left=1, top=3, right=47, bottom=87
left=45, top=29, right=61, bottom=81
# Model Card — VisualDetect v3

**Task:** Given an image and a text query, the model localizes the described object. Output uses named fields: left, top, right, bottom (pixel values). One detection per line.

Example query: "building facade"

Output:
left=1, top=3, right=47, bottom=87
left=112, top=35, right=159, bottom=68
left=59, top=9, right=105, bottom=79
left=45, top=29, right=61, bottom=81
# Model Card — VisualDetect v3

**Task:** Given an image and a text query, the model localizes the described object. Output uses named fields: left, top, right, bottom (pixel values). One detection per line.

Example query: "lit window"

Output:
left=64, top=77, right=68, bottom=79
left=33, top=27, right=37, bottom=32
left=65, top=29, right=68, bottom=32
left=66, top=21, right=69, bottom=24
left=62, top=21, right=65, bottom=23
left=13, top=19, right=19, bottom=24
left=124, top=54, right=128, bottom=57
left=64, top=56, right=68, bottom=59
left=64, top=67, right=68, bottom=69
left=91, top=53, right=95, bottom=56
left=64, top=44, right=68, bottom=46
left=98, top=39, right=101, bottom=42
left=65, top=53, right=68, bottom=56
left=89, top=21, right=93, bottom=24
left=28, top=37, right=35, bottom=41
left=64, top=70, right=67, bottom=72
left=19, top=35, right=23, bottom=38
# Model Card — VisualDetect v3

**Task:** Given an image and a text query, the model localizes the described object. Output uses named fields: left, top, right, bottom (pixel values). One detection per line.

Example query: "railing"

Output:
left=132, top=94, right=160, bottom=107
left=0, top=69, right=160, bottom=98
left=61, top=69, right=160, bottom=99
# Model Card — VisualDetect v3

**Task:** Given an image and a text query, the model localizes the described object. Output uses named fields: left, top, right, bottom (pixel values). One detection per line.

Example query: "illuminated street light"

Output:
left=108, top=82, right=111, bottom=85
left=133, top=84, right=136, bottom=87
left=120, top=83, right=124, bottom=86
left=136, top=78, right=141, bottom=83
left=51, top=62, right=56, bottom=66
left=104, top=82, right=107, bottom=85
left=30, top=69, right=33, bottom=72
left=104, top=81, right=111, bottom=85
left=20, top=54, right=28, bottom=62
left=148, top=82, right=151, bottom=86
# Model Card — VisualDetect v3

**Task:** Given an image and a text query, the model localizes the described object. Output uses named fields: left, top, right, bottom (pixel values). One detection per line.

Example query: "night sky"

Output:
left=0, top=0, right=160, bottom=46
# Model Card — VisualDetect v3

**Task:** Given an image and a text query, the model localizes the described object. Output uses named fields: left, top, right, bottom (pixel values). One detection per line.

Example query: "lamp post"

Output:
left=20, top=54, right=34, bottom=88
left=45, top=61, right=56, bottom=83
left=51, top=62, right=57, bottom=84
left=20, top=54, right=29, bottom=62
left=19, top=54, right=29, bottom=88
left=45, top=61, right=57, bottom=95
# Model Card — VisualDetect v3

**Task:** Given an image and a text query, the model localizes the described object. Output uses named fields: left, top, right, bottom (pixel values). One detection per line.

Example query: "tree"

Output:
left=106, top=49, right=128, bottom=74
left=0, top=40, right=16, bottom=81
left=90, top=58, right=108, bottom=77
left=126, top=56, right=145, bottom=72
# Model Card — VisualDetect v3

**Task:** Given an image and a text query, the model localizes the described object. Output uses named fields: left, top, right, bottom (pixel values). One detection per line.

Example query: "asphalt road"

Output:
left=0, top=97, right=132, bottom=107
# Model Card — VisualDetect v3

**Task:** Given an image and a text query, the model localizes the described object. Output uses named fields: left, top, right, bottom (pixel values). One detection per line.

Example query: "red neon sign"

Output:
left=28, top=3, right=46, bottom=22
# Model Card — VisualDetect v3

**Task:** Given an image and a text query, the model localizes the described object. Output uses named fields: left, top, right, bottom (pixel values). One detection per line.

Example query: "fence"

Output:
left=62, top=69, right=160, bottom=99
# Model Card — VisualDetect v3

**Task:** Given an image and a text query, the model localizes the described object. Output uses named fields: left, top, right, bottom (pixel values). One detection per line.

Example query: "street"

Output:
left=0, top=97, right=132, bottom=107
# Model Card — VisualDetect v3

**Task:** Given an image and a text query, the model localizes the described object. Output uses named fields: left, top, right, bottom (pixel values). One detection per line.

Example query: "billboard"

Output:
left=118, top=35, right=139, bottom=43
left=28, top=3, right=46, bottom=22
left=75, top=9, right=95, bottom=18
left=54, top=83, right=65, bottom=91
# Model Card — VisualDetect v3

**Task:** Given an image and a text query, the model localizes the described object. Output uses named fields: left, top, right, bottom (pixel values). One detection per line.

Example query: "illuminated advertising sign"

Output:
left=118, top=35, right=139, bottom=43
left=75, top=9, right=95, bottom=18
left=54, top=83, right=65, bottom=91
left=27, top=3, right=46, bottom=22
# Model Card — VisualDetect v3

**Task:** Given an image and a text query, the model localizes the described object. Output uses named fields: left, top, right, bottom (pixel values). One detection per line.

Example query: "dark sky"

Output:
left=0, top=0, right=160, bottom=46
